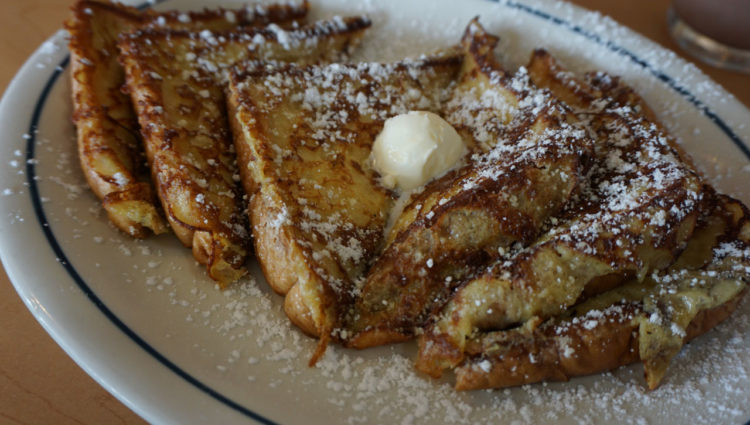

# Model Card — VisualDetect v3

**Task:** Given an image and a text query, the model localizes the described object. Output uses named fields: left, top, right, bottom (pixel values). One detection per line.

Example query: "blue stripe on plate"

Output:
left=504, top=0, right=750, bottom=159
left=24, top=1, right=750, bottom=424
left=26, top=49, right=281, bottom=425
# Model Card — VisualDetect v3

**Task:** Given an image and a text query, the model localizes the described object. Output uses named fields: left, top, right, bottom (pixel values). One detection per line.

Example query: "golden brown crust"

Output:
left=284, top=283, right=320, bottom=337
left=455, top=303, right=641, bottom=390
left=136, top=0, right=309, bottom=30
left=66, top=0, right=165, bottom=238
left=415, top=30, right=707, bottom=378
left=249, top=188, right=319, bottom=297
left=346, top=23, right=594, bottom=348
left=101, top=181, right=164, bottom=236
left=227, top=53, right=462, bottom=339
left=528, top=48, right=700, bottom=174
left=66, top=0, right=309, bottom=238
left=219, top=18, right=748, bottom=392
left=455, top=289, right=746, bottom=391
left=119, top=16, right=370, bottom=287
left=449, top=190, right=750, bottom=390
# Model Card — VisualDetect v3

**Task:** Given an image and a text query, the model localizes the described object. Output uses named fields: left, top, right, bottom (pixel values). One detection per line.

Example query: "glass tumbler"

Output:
left=668, top=0, right=750, bottom=73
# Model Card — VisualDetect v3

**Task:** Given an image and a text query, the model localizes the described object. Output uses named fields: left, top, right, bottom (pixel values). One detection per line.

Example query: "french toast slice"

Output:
left=118, top=16, right=372, bottom=286
left=226, top=52, right=463, bottom=350
left=412, top=46, right=750, bottom=390
left=415, top=46, right=708, bottom=377
left=66, top=0, right=308, bottom=238
left=445, top=50, right=750, bottom=391
left=345, top=20, right=594, bottom=349
left=455, top=192, right=750, bottom=390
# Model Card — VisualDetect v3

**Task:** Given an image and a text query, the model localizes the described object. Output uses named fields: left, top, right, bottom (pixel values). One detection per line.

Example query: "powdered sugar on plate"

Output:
left=2, top=0, right=750, bottom=424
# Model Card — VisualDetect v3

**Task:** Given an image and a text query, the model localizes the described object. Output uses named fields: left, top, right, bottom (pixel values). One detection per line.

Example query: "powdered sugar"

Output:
left=3, top=0, right=749, bottom=424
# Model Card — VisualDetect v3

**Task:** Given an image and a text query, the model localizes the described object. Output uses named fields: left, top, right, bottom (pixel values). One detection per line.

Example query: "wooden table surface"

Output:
left=0, top=1, right=748, bottom=424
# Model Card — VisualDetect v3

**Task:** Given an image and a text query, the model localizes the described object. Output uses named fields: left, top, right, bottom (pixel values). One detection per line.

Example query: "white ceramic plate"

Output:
left=2, top=0, right=750, bottom=424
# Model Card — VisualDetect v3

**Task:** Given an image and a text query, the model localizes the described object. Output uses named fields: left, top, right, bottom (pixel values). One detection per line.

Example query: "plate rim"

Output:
left=2, top=0, right=750, bottom=424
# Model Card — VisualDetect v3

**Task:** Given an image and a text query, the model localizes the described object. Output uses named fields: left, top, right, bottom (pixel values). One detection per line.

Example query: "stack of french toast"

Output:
left=68, top=0, right=750, bottom=391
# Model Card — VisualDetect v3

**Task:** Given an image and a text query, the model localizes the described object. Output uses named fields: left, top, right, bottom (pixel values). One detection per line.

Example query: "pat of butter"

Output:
left=371, top=111, right=465, bottom=191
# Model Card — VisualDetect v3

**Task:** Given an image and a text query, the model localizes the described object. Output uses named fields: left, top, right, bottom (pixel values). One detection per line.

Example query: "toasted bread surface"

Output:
left=119, top=16, right=371, bottom=286
left=66, top=0, right=309, bottom=237
left=454, top=192, right=750, bottom=390
left=67, top=0, right=161, bottom=238
left=226, top=19, right=749, bottom=390
left=346, top=20, right=594, bottom=348
left=415, top=36, right=707, bottom=377
left=227, top=53, right=462, bottom=339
